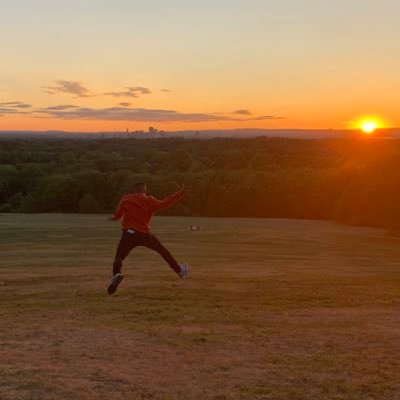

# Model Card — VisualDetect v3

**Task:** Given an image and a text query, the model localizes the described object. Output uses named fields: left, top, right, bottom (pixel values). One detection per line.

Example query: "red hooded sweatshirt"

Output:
left=113, top=190, right=184, bottom=233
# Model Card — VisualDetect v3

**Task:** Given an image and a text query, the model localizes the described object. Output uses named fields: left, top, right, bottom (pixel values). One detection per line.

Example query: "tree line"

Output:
left=1, top=136, right=399, bottom=231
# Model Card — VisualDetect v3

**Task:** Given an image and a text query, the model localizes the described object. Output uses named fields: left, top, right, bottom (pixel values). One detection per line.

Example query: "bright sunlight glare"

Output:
left=361, top=121, right=377, bottom=134
left=352, top=116, right=386, bottom=135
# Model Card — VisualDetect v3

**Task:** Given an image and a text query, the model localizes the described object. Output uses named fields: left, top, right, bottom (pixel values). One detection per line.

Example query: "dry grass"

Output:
left=0, top=214, right=400, bottom=400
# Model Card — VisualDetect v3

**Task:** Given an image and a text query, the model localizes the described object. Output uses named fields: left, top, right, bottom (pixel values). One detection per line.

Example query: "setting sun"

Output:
left=352, top=116, right=387, bottom=135
left=361, top=120, right=377, bottom=134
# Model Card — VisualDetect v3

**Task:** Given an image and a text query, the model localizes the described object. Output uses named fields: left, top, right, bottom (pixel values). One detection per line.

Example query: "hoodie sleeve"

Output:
left=113, top=197, right=125, bottom=220
left=147, top=190, right=184, bottom=211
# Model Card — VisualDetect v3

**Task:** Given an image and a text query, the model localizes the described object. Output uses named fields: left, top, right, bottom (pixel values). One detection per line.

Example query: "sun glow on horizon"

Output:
left=352, top=116, right=386, bottom=135
left=361, top=120, right=377, bottom=134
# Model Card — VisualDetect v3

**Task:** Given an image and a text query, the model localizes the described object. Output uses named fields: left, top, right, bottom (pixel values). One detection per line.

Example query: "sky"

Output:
left=1, top=0, right=399, bottom=132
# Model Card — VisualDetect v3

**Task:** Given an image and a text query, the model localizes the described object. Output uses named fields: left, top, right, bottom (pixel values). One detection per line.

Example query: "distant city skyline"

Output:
left=1, top=0, right=399, bottom=132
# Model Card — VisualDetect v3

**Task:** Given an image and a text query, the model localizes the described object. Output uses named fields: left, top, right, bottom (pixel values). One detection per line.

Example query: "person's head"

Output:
left=133, top=181, right=147, bottom=194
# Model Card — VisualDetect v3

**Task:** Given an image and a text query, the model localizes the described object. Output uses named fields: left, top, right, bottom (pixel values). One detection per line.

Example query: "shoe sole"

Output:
left=107, top=275, right=124, bottom=295
left=180, top=265, right=189, bottom=279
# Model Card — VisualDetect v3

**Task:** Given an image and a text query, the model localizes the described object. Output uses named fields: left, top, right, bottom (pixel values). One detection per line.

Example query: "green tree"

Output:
left=79, top=194, right=102, bottom=213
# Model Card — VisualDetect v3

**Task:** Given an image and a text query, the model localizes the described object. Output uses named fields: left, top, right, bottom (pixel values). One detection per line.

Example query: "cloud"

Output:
left=37, top=106, right=233, bottom=122
left=104, top=87, right=152, bottom=98
left=0, top=101, right=32, bottom=109
left=161, top=89, right=172, bottom=93
left=0, top=101, right=33, bottom=116
left=226, top=110, right=285, bottom=120
left=0, top=98, right=285, bottom=123
left=246, top=115, right=285, bottom=121
left=0, top=108, right=31, bottom=116
left=42, top=104, right=79, bottom=111
left=43, top=80, right=93, bottom=97
left=0, top=107, right=20, bottom=116
left=232, top=109, right=252, bottom=115
left=43, top=81, right=153, bottom=99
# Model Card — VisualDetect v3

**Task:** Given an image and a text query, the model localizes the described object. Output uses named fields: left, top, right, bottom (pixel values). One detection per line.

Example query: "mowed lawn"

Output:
left=0, top=214, right=400, bottom=400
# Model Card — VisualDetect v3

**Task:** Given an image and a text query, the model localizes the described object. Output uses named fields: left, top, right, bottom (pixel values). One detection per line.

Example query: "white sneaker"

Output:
left=107, top=273, right=124, bottom=295
left=179, top=263, right=189, bottom=279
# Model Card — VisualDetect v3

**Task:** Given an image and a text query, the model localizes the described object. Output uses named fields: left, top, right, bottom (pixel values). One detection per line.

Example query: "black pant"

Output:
left=113, top=229, right=180, bottom=275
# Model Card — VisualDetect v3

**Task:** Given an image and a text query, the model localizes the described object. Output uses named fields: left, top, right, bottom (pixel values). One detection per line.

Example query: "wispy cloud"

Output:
left=43, top=104, right=79, bottom=111
left=42, top=81, right=170, bottom=101
left=246, top=115, right=285, bottom=121
left=232, top=109, right=252, bottom=115
left=231, top=109, right=285, bottom=121
left=0, top=101, right=32, bottom=109
left=104, top=87, right=152, bottom=98
left=0, top=107, right=21, bottom=116
left=0, top=99, right=285, bottom=123
left=0, top=101, right=33, bottom=116
left=38, top=106, right=232, bottom=122
left=43, top=80, right=93, bottom=98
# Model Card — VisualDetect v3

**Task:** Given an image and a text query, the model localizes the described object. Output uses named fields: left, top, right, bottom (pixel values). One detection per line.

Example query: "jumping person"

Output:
left=107, top=182, right=190, bottom=295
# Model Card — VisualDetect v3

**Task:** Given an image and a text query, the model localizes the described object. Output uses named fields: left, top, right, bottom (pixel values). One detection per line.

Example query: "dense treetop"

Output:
left=0, top=137, right=399, bottom=230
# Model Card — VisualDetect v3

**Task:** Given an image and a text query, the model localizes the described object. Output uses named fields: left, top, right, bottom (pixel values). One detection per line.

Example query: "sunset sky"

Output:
left=1, top=0, right=399, bottom=132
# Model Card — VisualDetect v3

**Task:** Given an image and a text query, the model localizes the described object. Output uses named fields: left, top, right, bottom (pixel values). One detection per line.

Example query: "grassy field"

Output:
left=0, top=214, right=400, bottom=400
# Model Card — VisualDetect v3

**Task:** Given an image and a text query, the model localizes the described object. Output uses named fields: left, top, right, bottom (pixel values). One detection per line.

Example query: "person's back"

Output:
left=114, top=190, right=185, bottom=233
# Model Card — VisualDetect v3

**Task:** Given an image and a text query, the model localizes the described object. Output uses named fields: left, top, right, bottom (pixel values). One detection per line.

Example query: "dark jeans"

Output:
left=113, top=229, right=180, bottom=275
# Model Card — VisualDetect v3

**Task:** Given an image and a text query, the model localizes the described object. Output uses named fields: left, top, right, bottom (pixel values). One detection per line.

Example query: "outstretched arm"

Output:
left=149, top=184, right=191, bottom=211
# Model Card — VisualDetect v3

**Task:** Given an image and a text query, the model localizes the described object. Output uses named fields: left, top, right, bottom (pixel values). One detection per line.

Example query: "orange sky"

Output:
left=1, top=1, right=399, bottom=132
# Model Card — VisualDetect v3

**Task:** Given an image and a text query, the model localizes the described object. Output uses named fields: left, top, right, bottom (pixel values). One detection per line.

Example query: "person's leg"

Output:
left=143, top=233, right=181, bottom=274
left=112, top=231, right=137, bottom=275
left=108, top=231, right=138, bottom=295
